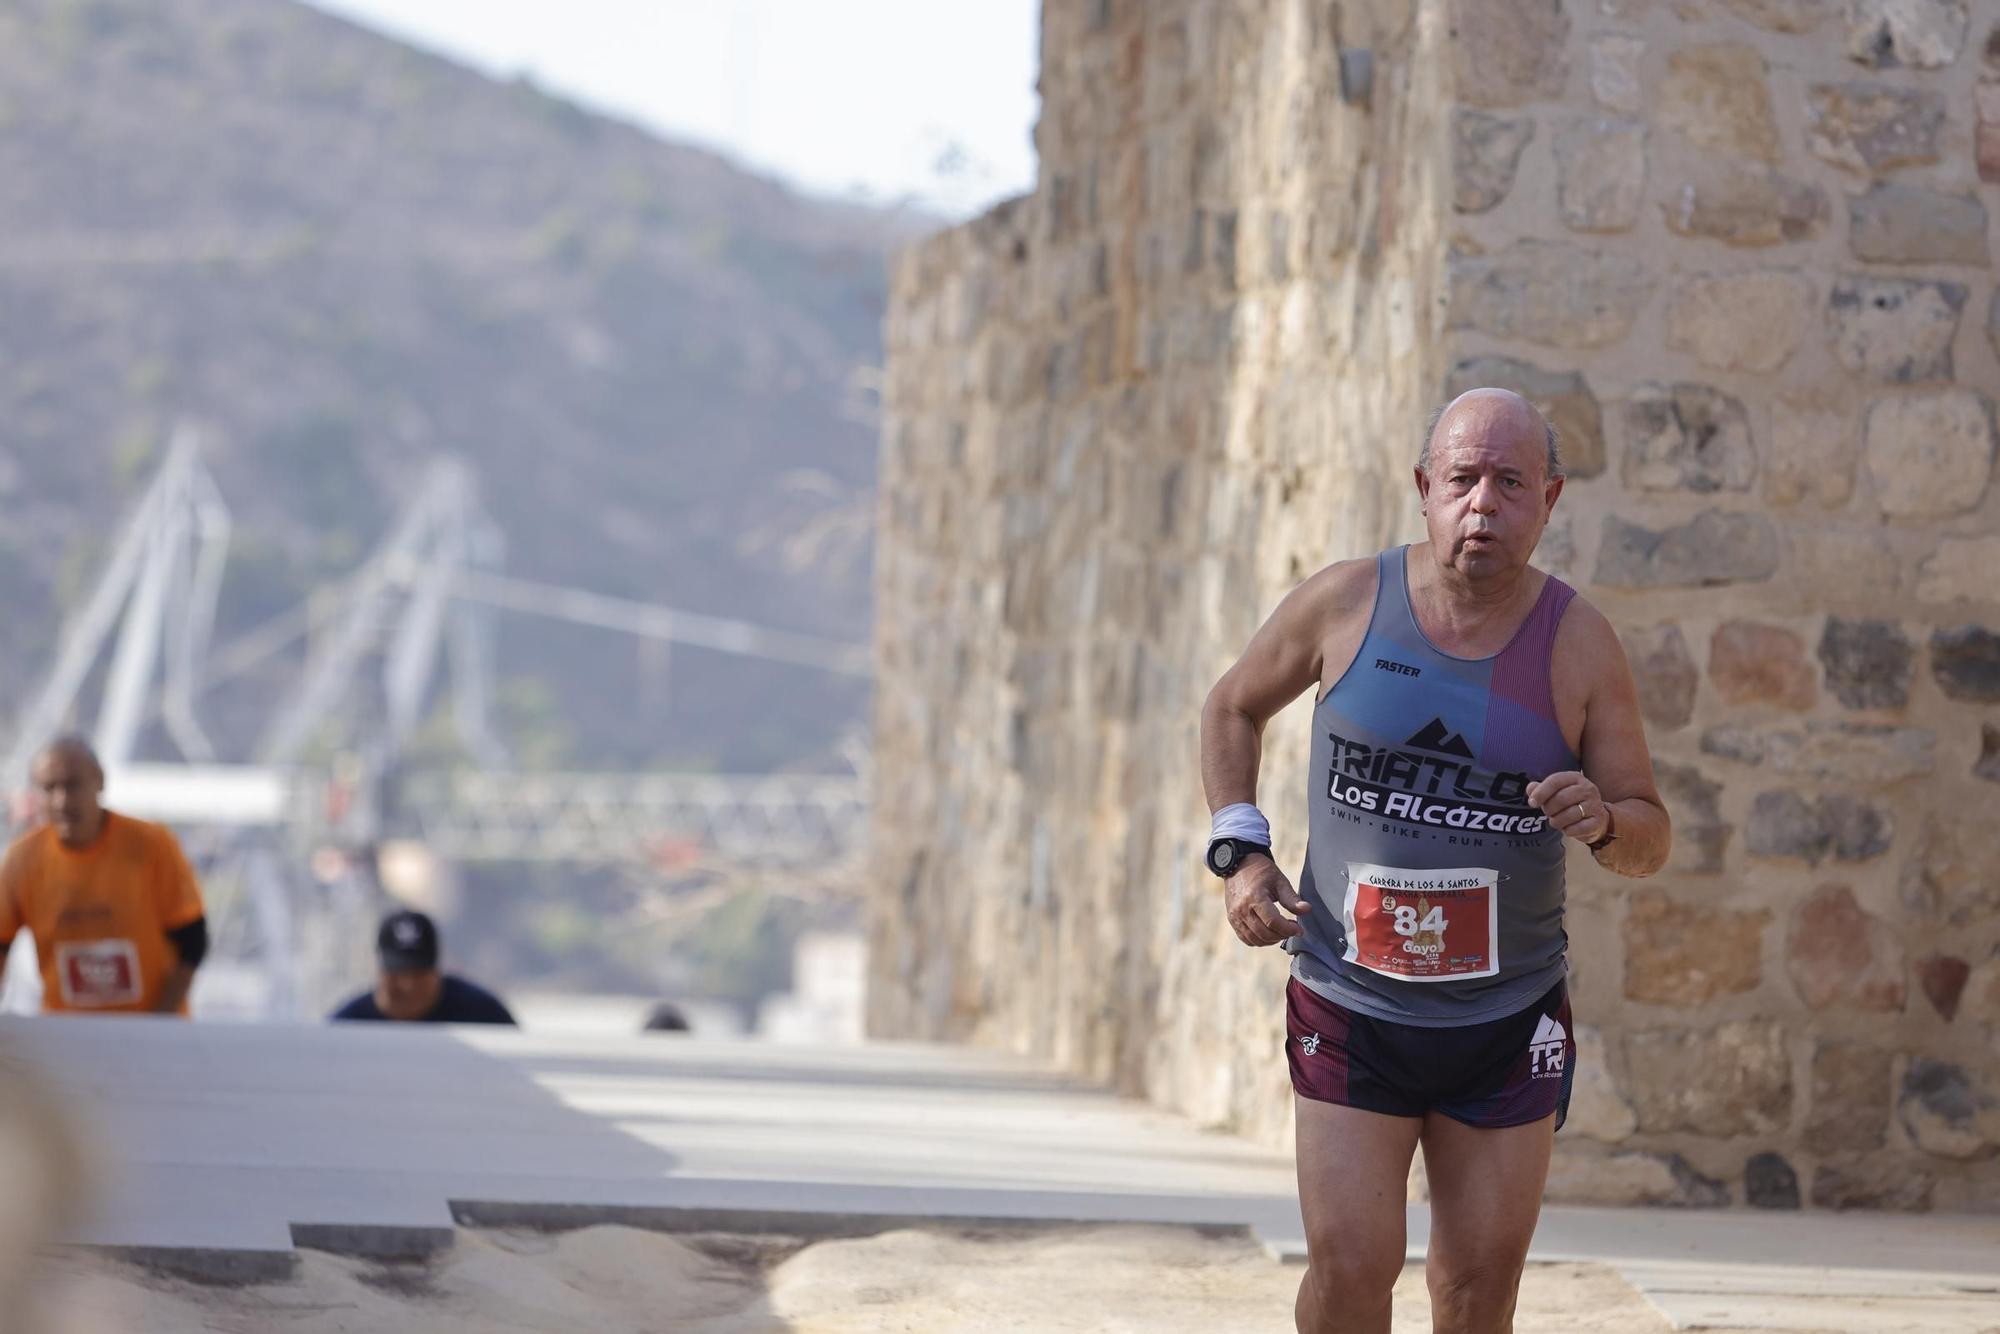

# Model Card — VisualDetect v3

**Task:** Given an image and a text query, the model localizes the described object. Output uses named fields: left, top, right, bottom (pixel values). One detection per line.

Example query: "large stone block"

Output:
left=1863, top=393, right=1996, bottom=518
left=1901, top=811, right=2000, bottom=920
left=1829, top=277, right=1964, bottom=384
left=1543, top=1148, right=1726, bottom=1206
left=1454, top=111, right=1535, bottom=214
left=1805, top=1041, right=1892, bottom=1154
left=1447, top=242, right=1649, bottom=348
left=1626, top=1023, right=1793, bottom=1136
left=1930, top=626, right=2000, bottom=702
left=1747, top=790, right=1830, bottom=864
left=1765, top=397, right=1858, bottom=508
left=1654, top=762, right=1730, bottom=873
left=1624, top=887, right=1766, bottom=1006
left=1556, top=117, right=1647, bottom=233
left=1818, top=617, right=1914, bottom=709
left=1659, top=45, right=1780, bottom=163
left=1709, top=621, right=1817, bottom=709
left=1848, top=185, right=1989, bottom=266
left=1744, top=1152, right=1801, bottom=1209
left=1451, top=0, right=1571, bottom=107
left=1821, top=793, right=1893, bottom=862
left=1596, top=510, right=1779, bottom=587
left=1443, top=357, right=1606, bottom=478
left=1811, top=1161, right=1934, bottom=1210
left=1786, top=884, right=1905, bottom=1012
left=1701, top=725, right=1767, bottom=765
left=1621, top=624, right=1697, bottom=730
left=1588, top=35, right=1644, bottom=114
left=1979, top=81, right=2000, bottom=185
left=1766, top=722, right=1934, bottom=783
left=1806, top=83, right=1946, bottom=173
left=1566, top=1026, right=1637, bottom=1142
left=1667, top=272, right=1813, bottom=373
left=1662, top=157, right=1828, bottom=246
left=1969, top=957, right=2000, bottom=1021
left=1846, top=0, right=1968, bottom=69
left=1721, top=0, right=1833, bottom=31
left=1916, top=954, right=1971, bottom=1020
left=1899, top=1059, right=2000, bottom=1160
left=1747, top=790, right=1892, bottom=864
left=1623, top=384, right=1756, bottom=492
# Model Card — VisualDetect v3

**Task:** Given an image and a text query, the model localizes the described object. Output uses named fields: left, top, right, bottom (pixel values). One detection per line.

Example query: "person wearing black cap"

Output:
left=329, top=910, right=515, bottom=1025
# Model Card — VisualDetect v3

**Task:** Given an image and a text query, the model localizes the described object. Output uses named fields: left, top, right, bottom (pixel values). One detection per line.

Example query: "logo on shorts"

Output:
left=1300, top=1033, right=1321, bottom=1057
left=1528, top=1013, right=1566, bottom=1079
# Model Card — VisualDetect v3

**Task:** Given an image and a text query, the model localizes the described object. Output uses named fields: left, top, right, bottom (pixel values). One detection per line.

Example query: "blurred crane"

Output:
left=2, top=433, right=869, bottom=1017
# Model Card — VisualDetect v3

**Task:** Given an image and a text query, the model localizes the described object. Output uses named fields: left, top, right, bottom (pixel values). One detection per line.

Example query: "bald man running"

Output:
left=1200, top=390, right=1670, bottom=1334
left=0, top=737, right=209, bottom=1016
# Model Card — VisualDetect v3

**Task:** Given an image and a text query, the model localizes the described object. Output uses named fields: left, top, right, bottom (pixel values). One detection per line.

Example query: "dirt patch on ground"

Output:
left=30, top=1223, right=1696, bottom=1333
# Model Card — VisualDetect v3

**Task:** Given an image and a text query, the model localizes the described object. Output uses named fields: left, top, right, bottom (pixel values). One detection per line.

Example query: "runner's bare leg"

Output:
left=1295, top=1096, right=1424, bottom=1334
left=1418, top=1111, right=1555, bottom=1334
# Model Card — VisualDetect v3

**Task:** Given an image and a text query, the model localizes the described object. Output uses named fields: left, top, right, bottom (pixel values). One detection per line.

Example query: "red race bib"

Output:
left=1340, top=864, right=1499, bottom=982
left=57, top=939, right=143, bottom=1008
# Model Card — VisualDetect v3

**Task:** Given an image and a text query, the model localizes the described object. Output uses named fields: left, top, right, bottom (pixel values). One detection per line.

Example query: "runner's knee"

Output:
left=1302, top=1229, right=1404, bottom=1305
left=1427, top=1252, right=1525, bottom=1328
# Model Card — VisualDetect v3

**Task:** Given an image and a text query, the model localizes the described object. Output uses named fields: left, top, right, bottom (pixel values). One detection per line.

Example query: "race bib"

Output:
left=56, top=939, right=143, bottom=1008
left=1340, top=863, right=1499, bottom=982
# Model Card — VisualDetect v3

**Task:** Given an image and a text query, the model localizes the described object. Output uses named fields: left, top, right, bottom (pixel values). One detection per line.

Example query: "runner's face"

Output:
left=1418, top=417, right=1558, bottom=577
left=32, top=750, right=104, bottom=847
left=377, top=967, right=443, bottom=1021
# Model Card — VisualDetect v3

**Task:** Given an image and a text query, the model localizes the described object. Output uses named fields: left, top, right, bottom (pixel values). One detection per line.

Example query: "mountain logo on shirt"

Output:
left=1405, top=718, right=1474, bottom=759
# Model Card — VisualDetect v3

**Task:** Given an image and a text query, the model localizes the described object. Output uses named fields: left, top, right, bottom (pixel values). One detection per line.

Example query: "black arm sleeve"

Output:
left=165, top=916, right=208, bottom=968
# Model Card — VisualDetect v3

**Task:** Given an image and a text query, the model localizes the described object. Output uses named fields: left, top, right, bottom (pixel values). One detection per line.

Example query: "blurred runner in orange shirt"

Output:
left=0, top=737, right=208, bottom=1015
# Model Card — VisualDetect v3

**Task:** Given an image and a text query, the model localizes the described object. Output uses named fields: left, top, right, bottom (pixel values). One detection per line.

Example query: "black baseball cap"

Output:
left=377, top=910, right=440, bottom=972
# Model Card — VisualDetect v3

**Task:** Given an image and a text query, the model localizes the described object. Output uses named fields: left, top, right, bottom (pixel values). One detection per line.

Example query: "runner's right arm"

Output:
left=0, top=848, right=20, bottom=993
left=1200, top=561, right=1370, bottom=947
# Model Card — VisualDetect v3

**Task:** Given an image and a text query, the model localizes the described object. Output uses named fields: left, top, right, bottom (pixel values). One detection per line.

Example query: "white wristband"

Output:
left=1210, top=803, right=1271, bottom=847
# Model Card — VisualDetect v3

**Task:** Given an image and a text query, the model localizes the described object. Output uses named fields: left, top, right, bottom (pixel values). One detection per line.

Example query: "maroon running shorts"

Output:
left=1285, top=978, right=1574, bottom=1129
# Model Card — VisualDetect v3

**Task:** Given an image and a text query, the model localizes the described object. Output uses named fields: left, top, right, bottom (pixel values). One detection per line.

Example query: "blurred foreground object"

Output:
left=0, top=1039, right=90, bottom=1334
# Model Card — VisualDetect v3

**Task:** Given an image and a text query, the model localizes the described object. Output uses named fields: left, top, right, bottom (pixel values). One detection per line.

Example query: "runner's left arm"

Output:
left=1526, top=604, right=1670, bottom=877
left=151, top=830, right=208, bottom=1014
left=0, top=849, right=21, bottom=994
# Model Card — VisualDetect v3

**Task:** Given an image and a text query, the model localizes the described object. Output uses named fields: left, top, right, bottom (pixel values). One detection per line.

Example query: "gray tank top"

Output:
left=1286, top=546, right=1578, bottom=1027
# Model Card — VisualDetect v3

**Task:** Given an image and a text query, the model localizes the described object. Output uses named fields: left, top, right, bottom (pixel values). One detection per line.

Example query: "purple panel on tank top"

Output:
left=1483, top=577, right=1576, bottom=774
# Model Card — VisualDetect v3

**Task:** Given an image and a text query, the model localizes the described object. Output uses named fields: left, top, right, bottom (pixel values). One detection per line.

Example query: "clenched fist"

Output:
left=1525, top=770, right=1612, bottom=846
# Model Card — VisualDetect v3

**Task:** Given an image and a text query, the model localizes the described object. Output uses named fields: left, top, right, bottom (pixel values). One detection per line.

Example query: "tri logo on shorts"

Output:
left=1528, top=1013, right=1566, bottom=1078
left=1300, top=1032, right=1321, bottom=1057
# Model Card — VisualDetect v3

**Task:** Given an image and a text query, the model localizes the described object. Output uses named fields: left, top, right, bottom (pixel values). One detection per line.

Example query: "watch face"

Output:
left=1211, top=842, right=1235, bottom=873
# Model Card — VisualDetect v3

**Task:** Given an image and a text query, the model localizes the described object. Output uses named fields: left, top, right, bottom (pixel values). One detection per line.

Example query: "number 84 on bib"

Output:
left=1340, top=863, right=1500, bottom=982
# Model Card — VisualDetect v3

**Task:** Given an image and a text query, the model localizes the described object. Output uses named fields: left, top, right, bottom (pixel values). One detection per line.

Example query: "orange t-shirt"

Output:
left=0, top=811, right=206, bottom=1014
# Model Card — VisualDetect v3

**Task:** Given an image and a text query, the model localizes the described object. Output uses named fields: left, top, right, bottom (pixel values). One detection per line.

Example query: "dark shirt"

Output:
left=330, top=974, right=517, bottom=1025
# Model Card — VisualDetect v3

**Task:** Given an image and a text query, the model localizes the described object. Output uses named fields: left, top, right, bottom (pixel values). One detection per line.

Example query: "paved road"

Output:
left=5, top=1015, right=1997, bottom=1330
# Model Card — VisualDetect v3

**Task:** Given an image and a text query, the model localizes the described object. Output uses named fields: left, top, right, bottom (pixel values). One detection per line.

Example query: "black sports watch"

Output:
left=1587, top=806, right=1619, bottom=854
left=1205, top=837, right=1272, bottom=879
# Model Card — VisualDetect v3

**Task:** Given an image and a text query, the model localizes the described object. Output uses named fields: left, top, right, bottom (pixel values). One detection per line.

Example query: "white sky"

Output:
left=303, top=0, right=1042, bottom=219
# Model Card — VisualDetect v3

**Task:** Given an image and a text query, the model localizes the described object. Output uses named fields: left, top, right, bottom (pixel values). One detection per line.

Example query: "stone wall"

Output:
left=874, top=0, right=2000, bottom=1211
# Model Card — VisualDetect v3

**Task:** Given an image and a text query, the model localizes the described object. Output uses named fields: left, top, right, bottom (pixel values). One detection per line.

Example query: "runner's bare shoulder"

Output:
left=1291, top=557, right=1381, bottom=697
left=1287, top=556, right=1379, bottom=627
left=1549, top=587, right=1627, bottom=744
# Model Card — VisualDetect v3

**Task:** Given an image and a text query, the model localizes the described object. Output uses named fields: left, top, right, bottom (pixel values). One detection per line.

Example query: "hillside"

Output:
left=0, top=0, right=916, bottom=772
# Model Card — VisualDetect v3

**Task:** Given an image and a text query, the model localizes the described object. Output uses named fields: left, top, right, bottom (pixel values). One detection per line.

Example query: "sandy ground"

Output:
left=18, top=1224, right=1758, bottom=1334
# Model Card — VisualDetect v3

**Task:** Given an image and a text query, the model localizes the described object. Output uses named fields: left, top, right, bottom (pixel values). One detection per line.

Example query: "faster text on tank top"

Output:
left=1285, top=545, right=1578, bottom=1027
